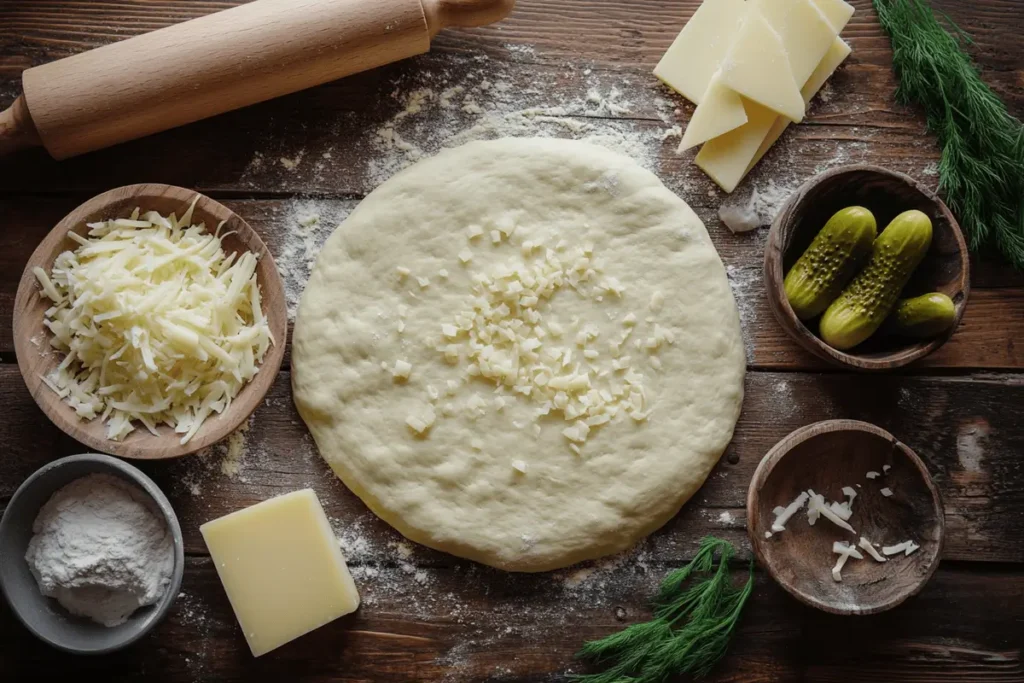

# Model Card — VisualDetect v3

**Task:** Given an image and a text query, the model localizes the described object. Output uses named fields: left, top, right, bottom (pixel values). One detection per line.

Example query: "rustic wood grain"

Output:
left=1, top=0, right=1022, bottom=680
left=0, top=560, right=1019, bottom=682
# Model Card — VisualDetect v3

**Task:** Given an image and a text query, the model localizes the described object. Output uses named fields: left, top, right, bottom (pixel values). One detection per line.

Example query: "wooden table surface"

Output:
left=2, top=1, right=1023, bottom=681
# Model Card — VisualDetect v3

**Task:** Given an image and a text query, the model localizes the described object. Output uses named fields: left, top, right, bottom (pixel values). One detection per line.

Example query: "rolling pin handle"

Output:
left=422, top=0, right=516, bottom=37
left=0, top=96, right=42, bottom=157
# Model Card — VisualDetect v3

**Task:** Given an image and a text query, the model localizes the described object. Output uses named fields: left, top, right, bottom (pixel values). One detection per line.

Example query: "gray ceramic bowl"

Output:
left=0, top=453, right=184, bottom=654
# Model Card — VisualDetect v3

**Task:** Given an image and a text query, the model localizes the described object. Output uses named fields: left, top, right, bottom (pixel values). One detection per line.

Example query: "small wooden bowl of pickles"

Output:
left=765, top=164, right=970, bottom=371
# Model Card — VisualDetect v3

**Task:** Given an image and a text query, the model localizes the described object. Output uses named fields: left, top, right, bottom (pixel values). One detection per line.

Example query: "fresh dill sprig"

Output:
left=874, top=0, right=1024, bottom=269
left=573, top=537, right=754, bottom=683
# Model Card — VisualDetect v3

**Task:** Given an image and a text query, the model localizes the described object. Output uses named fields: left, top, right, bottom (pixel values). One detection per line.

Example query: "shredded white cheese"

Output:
left=771, top=491, right=809, bottom=532
left=34, top=198, right=274, bottom=443
left=392, top=359, right=412, bottom=380
left=435, top=241, right=659, bottom=451
left=880, top=487, right=894, bottom=497
left=807, top=490, right=856, bottom=533
left=883, top=540, right=920, bottom=556
left=859, top=537, right=887, bottom=562
left=831, top=541, right=864, bottom=582
left=829, top=501, right=853, bottom=521
left=866, top=471, right=880, bottom=479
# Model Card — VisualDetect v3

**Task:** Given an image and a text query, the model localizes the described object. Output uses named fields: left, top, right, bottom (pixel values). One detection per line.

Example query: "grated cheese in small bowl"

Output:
left=32, top=197, right=275, bottom=444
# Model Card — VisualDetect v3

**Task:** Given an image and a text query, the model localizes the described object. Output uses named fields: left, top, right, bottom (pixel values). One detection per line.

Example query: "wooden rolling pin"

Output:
left=0, top=0, right=514, bottom=159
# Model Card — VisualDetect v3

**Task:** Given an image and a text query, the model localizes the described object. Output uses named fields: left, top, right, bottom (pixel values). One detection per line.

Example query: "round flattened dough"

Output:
left=293, top=138, right=745, bottom=572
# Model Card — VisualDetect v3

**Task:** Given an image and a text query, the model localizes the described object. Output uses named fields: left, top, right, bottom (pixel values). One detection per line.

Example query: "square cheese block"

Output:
left=653, top=0, right=748, bottom=105
left=200, top=489, right=360, bottom=657
left=696, top=38, right=851, bottom=192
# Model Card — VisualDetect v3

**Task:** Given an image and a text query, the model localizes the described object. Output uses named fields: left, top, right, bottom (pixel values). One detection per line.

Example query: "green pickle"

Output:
left=784, top=206, right=877, bottom=320
left=886, top=292, right=956, bottom=338
left=820, top=210, right=933, bottom=350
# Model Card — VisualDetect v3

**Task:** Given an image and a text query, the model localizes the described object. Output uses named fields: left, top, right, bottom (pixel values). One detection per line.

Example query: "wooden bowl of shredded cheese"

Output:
left=14, top=184, right=287, bottom=459
left=747, top=420, right=944, bottom=615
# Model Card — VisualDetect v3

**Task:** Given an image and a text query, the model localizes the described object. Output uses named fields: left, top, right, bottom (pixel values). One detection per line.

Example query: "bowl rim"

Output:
left=11, top=183, right=287, bottom=459
left=763, top=163, right=971, bottom=371
left=0, top=453, right=185, bottom=654
left=746, top=419, right=945, bottom=616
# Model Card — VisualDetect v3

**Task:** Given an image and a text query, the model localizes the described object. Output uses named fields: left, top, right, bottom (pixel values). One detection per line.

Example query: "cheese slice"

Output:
left=653, top=0, right=748, bottom=105
left=201, top=489, right=360, bottom=657
left=717, top=9, right=805, bottom=123
left=747, top=38, right=852, bottom=172
left=750, top=0, right=842, bottom=86
left=696, top=99, right=778, bottom=192
left=678, top=77, right=748, bottom=151
left=696, top=38, right=850, bottom=192
left=812, top=0, right=856, bottom=31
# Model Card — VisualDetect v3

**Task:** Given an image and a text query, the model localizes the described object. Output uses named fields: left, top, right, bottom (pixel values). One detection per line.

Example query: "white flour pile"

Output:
left=26, top=473, right=175, bottom=627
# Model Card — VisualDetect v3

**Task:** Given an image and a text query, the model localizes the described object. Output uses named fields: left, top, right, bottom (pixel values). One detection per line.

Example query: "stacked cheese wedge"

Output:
left=655, top=0, right=854, bottom=192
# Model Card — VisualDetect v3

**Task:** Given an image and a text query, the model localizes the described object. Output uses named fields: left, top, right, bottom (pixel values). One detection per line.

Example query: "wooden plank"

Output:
left=0, top=53, right=944, bottom=196
left=0, top=1, right=1019, bottom=200
left=1, top=1, right=1021, bottom=78
left=1, top=367, right=1021, bottom=564
left=0, top=559, right=1019, bottom=681
left=3, top=198, right=1022, bottom=369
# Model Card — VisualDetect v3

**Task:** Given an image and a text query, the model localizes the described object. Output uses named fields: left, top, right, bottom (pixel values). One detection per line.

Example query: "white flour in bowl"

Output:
left=25, top=473, right=174, bottom=627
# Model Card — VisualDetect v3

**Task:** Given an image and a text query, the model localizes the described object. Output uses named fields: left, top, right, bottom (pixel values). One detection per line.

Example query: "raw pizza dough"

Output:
left=293, top=138, right=745, bottom=572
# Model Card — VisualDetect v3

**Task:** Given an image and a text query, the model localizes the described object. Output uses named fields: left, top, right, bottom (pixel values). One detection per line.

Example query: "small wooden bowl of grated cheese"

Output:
left=14, top=184, right=287, bottom=459
left=747, top=419, right=944, bottom=615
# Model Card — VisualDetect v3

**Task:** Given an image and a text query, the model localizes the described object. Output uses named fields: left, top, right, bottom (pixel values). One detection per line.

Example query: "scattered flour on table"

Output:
left=365, top=61, right=676, bottom=188
left=327, top=506, right=666, bottom=680
left=279, top=150, right=305, bottom=171
left=725, top=263, right=762, bottom=361
left=174, top=417, right=267, bottom=496
left=718, top=179, right=796, bottom=233
left=275, top=200, right=351, bottom=320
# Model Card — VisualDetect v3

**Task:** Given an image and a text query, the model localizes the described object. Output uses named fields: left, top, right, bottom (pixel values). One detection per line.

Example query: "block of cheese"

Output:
left=750, top=0, right=843, bottom=86
left=678, top=77, right=748, bottom=151
left=717, top=9, right=805, bottom=123
left=696, top=38, right=851, bottom=192
left=200, top=489, right=360, bottom=657
left=653, top=0, right=748, bottom=105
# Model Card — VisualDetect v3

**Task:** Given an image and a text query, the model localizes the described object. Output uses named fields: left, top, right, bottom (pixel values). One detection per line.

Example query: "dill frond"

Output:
left=874, top=0, right=1024, bottom=269
left=574, top=537, right=754, bottom=682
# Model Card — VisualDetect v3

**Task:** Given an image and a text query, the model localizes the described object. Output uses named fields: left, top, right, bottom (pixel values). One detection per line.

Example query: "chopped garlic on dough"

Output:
left=34, top=199, right=273, bottom=443
left=292, top=139, right=744, bottom=572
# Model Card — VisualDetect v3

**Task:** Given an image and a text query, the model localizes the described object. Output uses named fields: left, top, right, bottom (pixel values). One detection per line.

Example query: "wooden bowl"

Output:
left=764, top=164, right=970, bottom=370
left=747, top=420, right=944, bottom=615
left=13, top=184, right=287, bottom=460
